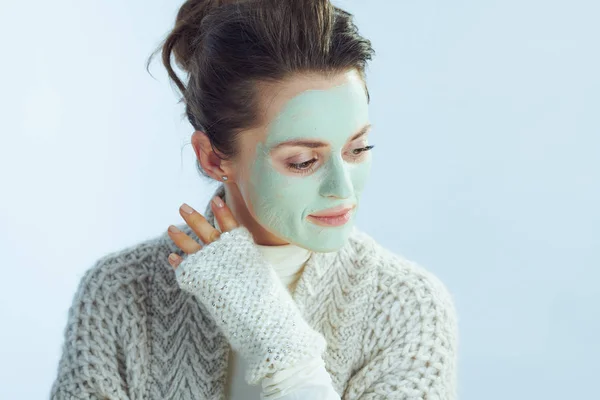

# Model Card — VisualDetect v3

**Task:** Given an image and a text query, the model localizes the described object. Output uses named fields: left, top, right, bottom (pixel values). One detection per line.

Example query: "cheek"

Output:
left=236, top=147, right=269, bottom=217
left=251, top=163, right=320, bottom=222
left=245, top=145, right=286, bottom=214
left=350, top=157, right=372, bottom=193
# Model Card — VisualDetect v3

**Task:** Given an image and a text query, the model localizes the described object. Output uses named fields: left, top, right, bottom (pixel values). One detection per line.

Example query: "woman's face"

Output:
left=233, top=69, right=372, bottom=252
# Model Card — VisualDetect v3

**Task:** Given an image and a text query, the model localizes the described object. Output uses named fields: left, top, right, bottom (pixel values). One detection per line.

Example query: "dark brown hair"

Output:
left=147, top=0, right=375, bottom=179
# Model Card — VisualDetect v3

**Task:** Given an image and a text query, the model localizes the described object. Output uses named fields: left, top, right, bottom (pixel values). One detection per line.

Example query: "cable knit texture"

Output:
left=174, top=226, right=327, bottom=385
left=50, top=184, right=459, bottom=400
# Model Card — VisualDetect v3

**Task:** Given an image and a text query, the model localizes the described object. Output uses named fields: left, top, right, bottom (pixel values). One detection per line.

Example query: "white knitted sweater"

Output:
left=50, top=184, right=459, bottom=399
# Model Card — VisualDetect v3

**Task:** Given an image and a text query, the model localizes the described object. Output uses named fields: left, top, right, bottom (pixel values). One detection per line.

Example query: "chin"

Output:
left=296, top=231, right=351, bottom=253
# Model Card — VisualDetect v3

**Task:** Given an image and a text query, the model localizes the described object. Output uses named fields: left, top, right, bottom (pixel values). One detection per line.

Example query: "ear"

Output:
left=191, top=130, right=232, bottom=181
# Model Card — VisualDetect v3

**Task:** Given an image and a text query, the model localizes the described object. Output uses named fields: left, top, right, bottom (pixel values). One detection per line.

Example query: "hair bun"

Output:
left=170, top=0, right=219, bottom=72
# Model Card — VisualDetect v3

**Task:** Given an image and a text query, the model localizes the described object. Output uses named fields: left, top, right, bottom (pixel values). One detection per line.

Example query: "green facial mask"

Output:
left=247, top=78, right=372, bottom=252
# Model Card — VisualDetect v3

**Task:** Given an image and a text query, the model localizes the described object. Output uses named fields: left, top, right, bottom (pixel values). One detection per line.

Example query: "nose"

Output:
left=318, top=156, right=353, bottom=199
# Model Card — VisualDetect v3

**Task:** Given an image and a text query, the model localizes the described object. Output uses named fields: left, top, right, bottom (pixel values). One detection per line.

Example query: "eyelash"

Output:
left=286, top=145, right=375, bottom=175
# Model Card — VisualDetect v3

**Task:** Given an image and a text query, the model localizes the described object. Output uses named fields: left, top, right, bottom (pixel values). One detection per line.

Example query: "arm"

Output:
left=261, top=356, right=340, bottom=399
left=175, top=225, right=327, bottom=385
left=174, top=225, right=330, bottom=389
left=346, top=267, right=459, bottom=400
left=50, top=263, right=130, bottom=400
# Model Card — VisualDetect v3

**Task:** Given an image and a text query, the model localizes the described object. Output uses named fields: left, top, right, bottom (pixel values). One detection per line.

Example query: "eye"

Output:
left=349, top=144, right=375, bottom=160
left=286, top=158, right=318, bottom=175
left=352, top=145, right=374, bottom=155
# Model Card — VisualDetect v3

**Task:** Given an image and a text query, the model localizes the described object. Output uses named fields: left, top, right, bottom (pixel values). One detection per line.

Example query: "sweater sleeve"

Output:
left=345, top=265, right=459, bottom=400
left=50, top=262, right=131, bottom=400
left=260, top=355, right=340, bottom=400
left=175, top=226, right=327, bottom=386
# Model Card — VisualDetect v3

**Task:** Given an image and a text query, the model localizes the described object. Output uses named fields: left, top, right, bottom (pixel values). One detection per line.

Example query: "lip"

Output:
left=309, top=204, right=355, bottom=218
left=307, top=208, right=354, bottom=227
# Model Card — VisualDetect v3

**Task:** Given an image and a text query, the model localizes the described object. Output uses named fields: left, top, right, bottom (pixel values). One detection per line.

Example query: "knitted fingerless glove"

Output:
left=174, top=226, right=327, bottom=385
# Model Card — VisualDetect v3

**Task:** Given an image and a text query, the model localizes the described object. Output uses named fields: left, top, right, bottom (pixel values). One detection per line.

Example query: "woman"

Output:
left=50, top=0, right=458, bottom=399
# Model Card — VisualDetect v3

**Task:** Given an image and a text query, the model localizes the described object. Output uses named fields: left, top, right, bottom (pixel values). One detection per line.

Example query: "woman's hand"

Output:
left=164, top=194, right=326, bottom=385
left=166, top=196, right=239, bottom=269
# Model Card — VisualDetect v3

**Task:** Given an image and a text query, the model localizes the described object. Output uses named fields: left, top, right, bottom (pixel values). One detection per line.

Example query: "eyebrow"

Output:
left=270, top=124, right=373, bottom=150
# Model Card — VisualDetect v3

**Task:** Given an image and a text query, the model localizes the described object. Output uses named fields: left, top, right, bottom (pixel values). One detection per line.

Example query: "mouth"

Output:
left=307, top=205, right=355, bottom=227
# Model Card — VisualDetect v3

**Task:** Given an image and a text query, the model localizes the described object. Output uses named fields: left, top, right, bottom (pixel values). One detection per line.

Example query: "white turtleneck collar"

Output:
left=214, top=218, right=312, bottom=293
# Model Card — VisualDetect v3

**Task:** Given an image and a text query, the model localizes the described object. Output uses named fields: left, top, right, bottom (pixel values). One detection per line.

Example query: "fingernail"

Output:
left=180, top=203, right=194, bottom=214
left=212, top=196, right=224, bottom=208
left=168, top=225, right=181, bottom=233
left=168, top=253, right=179, bottom=262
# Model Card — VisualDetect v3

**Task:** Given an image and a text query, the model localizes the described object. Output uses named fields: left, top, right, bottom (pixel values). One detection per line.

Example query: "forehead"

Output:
left=255, top=71, right=369, bottom=146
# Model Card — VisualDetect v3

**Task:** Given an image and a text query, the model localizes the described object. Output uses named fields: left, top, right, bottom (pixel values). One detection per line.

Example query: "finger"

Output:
left=179, top=203, right=221, bottom=244
left=167, top=225, right=202, bottom=254
left=168, top=253, right=182, bottom=269
left=211, top=196, right=240, bottom=232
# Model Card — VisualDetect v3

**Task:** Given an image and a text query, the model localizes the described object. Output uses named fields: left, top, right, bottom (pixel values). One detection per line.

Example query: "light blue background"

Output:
left=0, top=1, right=597, bottom=398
